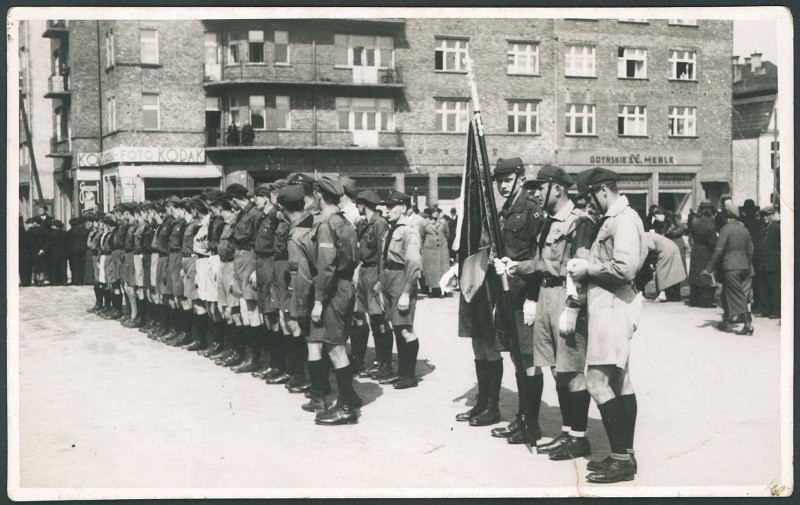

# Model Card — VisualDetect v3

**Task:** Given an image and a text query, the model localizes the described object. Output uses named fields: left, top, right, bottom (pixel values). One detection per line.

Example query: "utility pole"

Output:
left=20, top=90, right=44, bottom=203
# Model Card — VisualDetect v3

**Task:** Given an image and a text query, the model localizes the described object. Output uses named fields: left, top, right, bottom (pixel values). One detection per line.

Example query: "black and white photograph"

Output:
left=7, top=5, right=793, bottom=500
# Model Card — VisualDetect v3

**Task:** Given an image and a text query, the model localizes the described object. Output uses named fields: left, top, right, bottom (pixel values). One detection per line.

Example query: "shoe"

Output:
left=218, top=351, right=243, bottom=367
left=734, top=326, right=754, bottom=335
left=287, top=380, right=311, bottom=394
left=230, top=349, right=258, bottom=373
left=87, top=304, right=102, bottom=314
left=106, top=309, right=123, bottom=320
left=128, top=316, right=145, bottom=329
left=184, top=339, right=206, bottom=352
left=358, top=361, right=379, bottom=378
left=168, top=332, right=192, bottom=347
left=370, top=363, right=394, bottom=380
left=251, top=366, right=276, bottom=379
left=378, top=374, right=401, bottom=385
left=199, top=342, right=222, bottom=357
left=548, top=435, right=591, bottom=460
left=469, top=408, right=501, bottom=427
left=586, top=457, right=635, bottom=483
left=491, top=418, right=519, bottom=438
left=302, top=393, right=328, bottom=413
left=265, top=372, right=291, bottom=385
left=586, top=454, right=638, bottom=474
left=537, top=432, right=570, bottom=454
left=506, top=421, right=541, bottom=444
left=305, top=386, right=331, bottom=398
left=393, top=376, right=418, bottom=389
left=262, top=368, right=283, bottom=380
left=457, top=406, right=483, bottom=422
left=208, top=347, right=232, bottom=360
left=314, top=403, right=359, bottom=425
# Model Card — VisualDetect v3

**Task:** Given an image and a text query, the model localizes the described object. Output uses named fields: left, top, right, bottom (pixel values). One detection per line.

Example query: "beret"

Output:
left=203, top=189, right=225, bottom=201
left=165, top=195, right=181, bottom=205
left=254, top=183, right=273, bottom=197
left=340, top=176, right=357, bottom=199
left=575, top=167, right=620, bottom=196
left=382, top=191, right=412, bottom=207
left=524, top=164, right=575, bottom=189
left=272, top=179, right=288, bottom=191
left=316, top=175, right=344, bottom=197
left=276, top=185, right=306, bottom=208
left=287, top=173, right=316, bottom=187
left=698, top=200, right=715, bottom=210
left=103, top=214, right=117, bottom=225
left=356, top=190, right=381, bottom=206
left=189, top=197, right=209, bottom=213
left=208, top=196, right=232, bottom=211
left=425, top=204, right=440, bottom=214
left=225, top=183, right=249, bottom=199
left=122, top=202, right=138, bottom=213
left=179, top=197, right=194, bottom=210
left=140, top=200, right=154, bottom=211
left=760, top=204, right=776, bottom=215
left=493, top=157, right=525, bottom=179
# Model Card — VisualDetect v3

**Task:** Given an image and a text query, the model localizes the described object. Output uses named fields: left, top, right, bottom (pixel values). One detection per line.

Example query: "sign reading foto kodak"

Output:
left=100, top=147, right=206, bottom=166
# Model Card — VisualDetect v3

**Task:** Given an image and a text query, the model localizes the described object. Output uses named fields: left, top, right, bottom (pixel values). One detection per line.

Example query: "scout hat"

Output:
left=381, top=191, right=412, bottom=207
left=760, top=204, right=776, bottom=216
left=698, top=200, right=715, bottom=210
left=225, top=183, right=248, bottom=200
left=524, top=164, right=575, bottom=189
left=316, top=174, right=344, bottom=197
left=254, top=182, right=273, bottom=197
left=356, top=190, right=381, bottom=207
left=203, top=189, right=225, bottom=201
left=340, top=176, right=357, bottom=199
left=492, top=157, right=525, bottom=180
left=575, top=167, right=620, bottom=197
left=276, top=184, right=305, bottom=208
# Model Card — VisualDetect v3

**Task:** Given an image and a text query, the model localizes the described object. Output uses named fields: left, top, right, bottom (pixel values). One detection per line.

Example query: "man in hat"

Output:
left=162, top=198, right=190, bottom=344
left=152, top=197, right=178, bottom=339
left=759, top=204, right=780, bottom=319
left=67, top=216, right=89, bottom=285
left=339, top=176, right=361, bottom=226
left=46, top=219, right=69, bottom=286
left=375, top=191, right=423, bottom=390
left=142, top=202, right=165, bottom=336
left=566, top=167, right=647, bottom=483
left=195, top=190, right=228, bottom=356
left=224, top=183, right=264, bottom=369
left=687, top=201, right=718, bottom=308
left=352, top=190, right=392, bottom=378
left=494, top=164, right=596, bottom=456
left=471, top=157, right=542, bottom=438
left=308, top=175, right=362, bottom=425
left=178, top=197, right=213, bottom=351
left=250, top=182, right=288, bottom=380
left=119, top=203, right=140, bottom=324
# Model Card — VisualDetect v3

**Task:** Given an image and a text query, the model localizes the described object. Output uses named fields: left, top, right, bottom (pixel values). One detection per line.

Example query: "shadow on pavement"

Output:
left=352, top=379, right=384, bottom=407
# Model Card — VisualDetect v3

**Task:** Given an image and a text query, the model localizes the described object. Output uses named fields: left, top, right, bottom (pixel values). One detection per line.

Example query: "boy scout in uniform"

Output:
left=128, top=204, right=149, bottom=329
left=309, top=175, right=361, bottom=425
left=119, top=205, right=137, bottom=323
left=143, top=202, right=166, bottom=338
left=377, top=191, right=423, bottom=390
left=352, top=190, right=392, bottom=379
left=164, top=198, right=189, bottom=344
left=110, top=209, right=128, bottom=320
left=198, top=192, right=229, bottom=357
left=154, top=198, right=178, bottom=340
left=495, top=165, right=595, bottom=458
left=137, top=202, right=156, bottom=332
left=567, top=167, right=647, bottom=483
left=179, top=197, right=211, bottom=352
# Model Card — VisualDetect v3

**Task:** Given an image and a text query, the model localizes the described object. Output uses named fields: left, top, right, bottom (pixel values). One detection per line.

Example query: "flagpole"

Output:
left=464, top=56, right=535, bottom=453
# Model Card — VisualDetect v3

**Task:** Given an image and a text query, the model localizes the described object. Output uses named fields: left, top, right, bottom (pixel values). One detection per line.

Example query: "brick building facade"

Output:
left=43, top=17, right=733, bottom=218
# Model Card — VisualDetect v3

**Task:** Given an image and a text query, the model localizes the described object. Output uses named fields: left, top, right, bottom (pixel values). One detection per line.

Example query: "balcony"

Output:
left=203, top=62, right=404, bottom=88
left=44, top=75, right=71, bottom=100
left=47, top=136, right=72, bottom=158
left=43, top=20, right=69, bottom=38
left=206, top=129, right=404, bottom=151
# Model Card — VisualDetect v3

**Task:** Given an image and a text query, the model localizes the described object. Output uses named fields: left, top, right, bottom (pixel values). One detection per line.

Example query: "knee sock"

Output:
left=531, top=373, right=544, bottom=424
left=113, top=292, right=123, bottom=312
left=334, top=364, right=356, bottom=405
left=94, top=286, right=102, bottom=306
left=191, top=313, right=205, bottom=344
left=556, top=383, right=572, bottom=433
left=569, top=389, right=591, bottom=436
left=139, top=299, right=148, bottom=322
left=597, top=397, right=629, bottom=458
left=269, top=331, right=285, bottom=370
left=402, top=339, right=419, bottom=378
left=283, top=334, right=297, bottom=376
left=308, top=359, right=324, bottom=394
left=183, top=309, right=193, bottom=335
left=619, top=393, right=637, bottom=453
left=295, top=338, right=308, bottom=379
left=379, top=331, right=394, bottom=364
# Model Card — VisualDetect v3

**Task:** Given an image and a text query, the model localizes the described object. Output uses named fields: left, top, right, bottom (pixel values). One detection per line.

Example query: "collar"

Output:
left=505, top=189, right=527, bottom=214
left=604, top=195, right=630, bottom=218
left=297, top=213, right=314, bottom=229
left=394, top=215, right=410, bottom=227
left=551, top=199, right=575, bottom=222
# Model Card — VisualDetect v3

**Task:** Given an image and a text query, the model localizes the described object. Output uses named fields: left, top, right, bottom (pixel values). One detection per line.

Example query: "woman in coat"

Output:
left=20, top=216, right=32, bottom=287
left=28, top=217, right=49, bottom=286
left=663, top=211, right=688, bottom=300
left=687, top=201, right=718, bottom=308
left=703, top=207, right=754, bottom=335
left=645, top=230, right=687, bottom=302
left=420, top=206, right=451, bottom=298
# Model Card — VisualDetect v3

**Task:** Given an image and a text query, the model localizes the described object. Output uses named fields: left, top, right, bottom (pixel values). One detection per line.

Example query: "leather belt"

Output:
left=361, top=261, right=378, bottom=268
left=256, top=252, right=274, bottom=258
left=236, top=244, right=254, bottom=251
left=541, top=276, right=566, bottom=288
left=384, top=262, right=404, bottom=271
left=182, top=253, right=208, bottom=258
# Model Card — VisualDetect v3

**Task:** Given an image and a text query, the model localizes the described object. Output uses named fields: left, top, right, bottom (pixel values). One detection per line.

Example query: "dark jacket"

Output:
left=707, top=219, right=753, bottom=273
left=688, top=215, right=717, bottom=286
left=762, top=220, right=780, bottom=273
left=67, top=224, right=90, bottom=254
left=740, top=213, right=764, bottom=271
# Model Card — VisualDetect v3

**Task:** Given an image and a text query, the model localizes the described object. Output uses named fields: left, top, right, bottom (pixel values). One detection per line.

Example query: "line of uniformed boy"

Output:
left=85, top=174, right=424, bottom=426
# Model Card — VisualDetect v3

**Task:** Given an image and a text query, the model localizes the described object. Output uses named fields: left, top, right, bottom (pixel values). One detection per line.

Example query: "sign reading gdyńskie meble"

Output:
left=558, top=150, right=702, bottom=167
left=80, top=147, right=208, bottom=166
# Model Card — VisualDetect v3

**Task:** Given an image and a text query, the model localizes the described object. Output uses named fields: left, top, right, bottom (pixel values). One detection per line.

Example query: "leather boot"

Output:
left=491, top=416, right=520, bottom=438
left=302, top=360, right=329, bottom=412
left=185, top=314, right=208, bottom=351
left=267, top=333, right=292, bottom=384
left=314, top=403, right=359, bottom=425
left=208, top=324, right=233, bottom=359
left=506, top=375, right=542, bottom=445
left=469, top=360, right=502, bottom=427
left=286, top=337, right=311, bottom=392
left=457, top=360, right=488, bottom=421
left=301, top=391, right=328, bottom=413
left=199, top=321, right=222, bottom=356
left=251, top=331, right=276, bottom=378
left=231, top=327, right=259, bottom=373
left=218, top=326, right=244, bottom=366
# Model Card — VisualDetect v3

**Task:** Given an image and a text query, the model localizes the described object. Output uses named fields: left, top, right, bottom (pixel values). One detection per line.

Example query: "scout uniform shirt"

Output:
left=156, top=216, right=174, bottom=256
left=287, top=212, right=318, bottom=320
left=169, top=218, right=187, bottom=253
left=314, top=211, right=358, bottom=304
left=254, top=206, right=280, bottom=257
left=207, top=215, right=226, bottom=256
left=193, top=214, right=211, bottom=256
left=499, top=188, right=542, bottom=262
left=232, top=201, right=262, bottom=250
left=358, top=211, right=390, bottom=267
left=124, top=221, right=137, bottom=253
left=379, top=215, right=422, bottom=295
left=133, top=220, right=148, bottom=255
left=182, top=218, right=202, bottom=256
left=217, top=220, right=237, bottom=263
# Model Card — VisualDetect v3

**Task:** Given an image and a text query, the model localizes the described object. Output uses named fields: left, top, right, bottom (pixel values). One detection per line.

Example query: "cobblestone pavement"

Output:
left=13, top=286, right=783, bottom=497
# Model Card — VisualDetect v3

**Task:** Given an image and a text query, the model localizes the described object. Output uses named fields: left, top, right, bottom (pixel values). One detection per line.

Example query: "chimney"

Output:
left=751, top=52, right=762, bottom=70
left=744, top=56, right=752, bottom=69
left=731, top=55, right=742, bottom=82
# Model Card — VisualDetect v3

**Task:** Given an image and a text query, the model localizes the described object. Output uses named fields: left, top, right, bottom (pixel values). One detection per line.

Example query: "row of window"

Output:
left=101, top=26, right=700, bottom=84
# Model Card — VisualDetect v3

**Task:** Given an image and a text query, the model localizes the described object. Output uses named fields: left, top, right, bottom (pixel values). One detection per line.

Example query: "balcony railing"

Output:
left=49, top=136, right=72, bottom=157
left=204, top=62, right=404, bottom=86
left=207, top=128, right=403, bottom=150
left=45, top=75, right=70, bottom=98
left=43, top=20, right=69, bottom=38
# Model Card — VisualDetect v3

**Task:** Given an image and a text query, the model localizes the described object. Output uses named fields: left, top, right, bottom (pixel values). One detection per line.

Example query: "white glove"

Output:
left=493, top=257, right=518, bottom=276
left=559, top=307, right=580, bottom=338
left=249, top=270, right=257, bottom=286
left=523, top=299, right=537, bottom=326
left=439, top=264, right=459, bottom=293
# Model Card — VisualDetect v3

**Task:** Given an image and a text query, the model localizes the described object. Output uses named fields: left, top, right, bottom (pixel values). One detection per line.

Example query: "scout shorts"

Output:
left=133, top=254, right=145, bottom=287
left=271, top=259, right=291, bottom=312
left=196, top=256, right=217, bottom=302
left=201, top=255, right=220, bottom=303
left=182, top=256, right=200, bottom=301
left=107, top=250, right=123, bottom=284
left=532, top=285, right=587, bottom=373
left=356, top=265, right=383, bottom=315
left=157, top=255, right=171, bottom=296
left=98, top=254, right=107, bottom=284
left=585, top=285, right=643, bottom=369
left=91, top=254, right=101, bottom=284
left=309, top=279, right=356, bottom=345
left=379, top=269, right=417, bottom=327
left=123, top=252, right=136, bottom=285
left=149, top=253, right=159, bottom=289
left=169, top=252, right=184, bottom=298
left=217, top=260, right=236, bottom=308
left=232, top=249, right=257, bottom=301
left=256, top=256, right=279, bottom=314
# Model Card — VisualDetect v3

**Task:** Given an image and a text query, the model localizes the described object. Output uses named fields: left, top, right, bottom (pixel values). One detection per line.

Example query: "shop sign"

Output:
left=78, top=181, right=99, bottom=212
left=558, top=150, right=702, bottom=167
left=78, top=152, right=102, bottom=167
left=100, top=146, right=205, bottom=165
